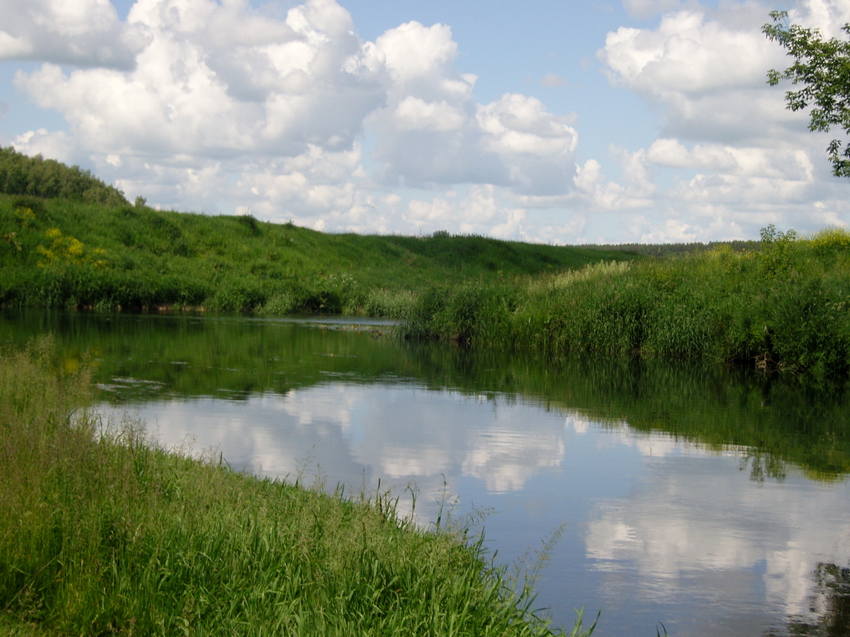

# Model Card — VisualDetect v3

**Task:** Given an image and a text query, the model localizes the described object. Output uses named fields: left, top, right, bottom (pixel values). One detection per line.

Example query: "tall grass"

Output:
left=0, top=340, right=592, bottom=636
left=400, top=228, right=850, bottom=377
left=0, top=194, right=635, bottom=316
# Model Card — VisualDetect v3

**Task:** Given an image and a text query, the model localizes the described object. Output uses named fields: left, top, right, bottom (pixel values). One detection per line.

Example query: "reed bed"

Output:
left=400, top=228, right=850, bottom=377
left=0, top=339, right=591, bottom=636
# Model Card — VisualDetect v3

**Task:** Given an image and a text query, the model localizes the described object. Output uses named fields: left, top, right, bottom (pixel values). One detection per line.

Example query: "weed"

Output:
left=0, top=340, right=593, bottom=636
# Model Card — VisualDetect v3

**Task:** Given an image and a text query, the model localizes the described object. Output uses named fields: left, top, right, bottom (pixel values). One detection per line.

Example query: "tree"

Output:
left=763, top=11, right=850, bottom=177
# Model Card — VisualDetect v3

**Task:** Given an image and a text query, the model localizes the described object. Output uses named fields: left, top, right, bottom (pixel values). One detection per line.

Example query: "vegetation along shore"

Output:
left=1, top=142, right=848, bottom=633
left=0, top=339, right=599, bottom=636
left=3, top=146, right=849, bottom=377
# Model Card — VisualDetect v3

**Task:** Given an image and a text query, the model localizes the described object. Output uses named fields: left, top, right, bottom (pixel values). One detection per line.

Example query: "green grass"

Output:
left=399, top=227, right=850, bottom=377
left=0, top=340, right=594, bottom=636
left=3, top=147, right=847, bottom=378
left=0, top=193, right=635, bottom=316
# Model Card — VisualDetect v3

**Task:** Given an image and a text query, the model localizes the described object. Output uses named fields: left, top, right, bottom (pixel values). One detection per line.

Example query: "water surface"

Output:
left=2, top=309, right=849, bottom=636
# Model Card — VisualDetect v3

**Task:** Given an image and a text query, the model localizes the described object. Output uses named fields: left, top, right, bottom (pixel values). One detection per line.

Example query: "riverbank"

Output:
left=0, top=187, right=632, bottom=317
left=0, top=340, right=595, bottom=636
left=3, top=149, right=849, bottom=378
left=400, top=227, right=850, bottom=377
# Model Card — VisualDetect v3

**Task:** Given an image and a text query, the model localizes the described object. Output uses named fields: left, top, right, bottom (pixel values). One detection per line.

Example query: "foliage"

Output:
left=763, top=11, right=850, bottom=177
left=0, top=194, right=635, bottom=314
left=0, top=147, right=128, bottom=206
left=400, top=228, right=850, bottom=378
left=0, top=340, right=587, bottom=636
left=581, top=240, right=756, bottom=258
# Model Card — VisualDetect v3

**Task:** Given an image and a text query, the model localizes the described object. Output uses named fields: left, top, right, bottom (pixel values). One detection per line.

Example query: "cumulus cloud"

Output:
left=15, top=0, right=388, bottom=159
left=5, top=0, right=850, bottom=243
left=366, top=21, right=580, bottom=193
left=7, top=1, right=587, bottom=237
left=594, top=0, right=850, bottom=241
left=569, top=148, right=656, bottom=213
left=600, top=9, right=788, bottom=143
left=401, top=185, right=528, bottom=239
left=0, top=0, right=149, bottom=68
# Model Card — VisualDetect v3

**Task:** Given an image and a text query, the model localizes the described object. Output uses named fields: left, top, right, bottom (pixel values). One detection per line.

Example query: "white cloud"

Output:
left=8, top=2, right=588, bottom=236
left=572, top=157, right=653, bottom=212
left=393, top=97, right=466, bottom=132
left=790, top=0, right=850, bottom=37
left=404, top=185, right=528, bottom=239
left=540, top=73, right=566, bottom=87
left=367, top=22, right=579, bottom=193
left=373, top=20, right=477, bottom=102
left=0, top=0, right=149, bottom=68
left=14, top=0, right=388, bottom=159
left=600, top=8, right=787, bottom=144
left=476, top=94, right=579, bottom=194
left=11, top=128, right=76, bottom=163
left=4, top=0, right=850, bottom=243
left=593, top=0, right=850, bottom=241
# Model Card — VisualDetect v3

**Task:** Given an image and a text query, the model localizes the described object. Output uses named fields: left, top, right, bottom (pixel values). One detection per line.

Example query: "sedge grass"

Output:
left=0, top=339, right=591, bottom=636
left=400, top=229, right=850, bottom=377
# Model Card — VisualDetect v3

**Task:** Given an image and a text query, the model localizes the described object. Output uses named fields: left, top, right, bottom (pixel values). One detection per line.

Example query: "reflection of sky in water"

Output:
left=101, top=382, right=850, bottom=637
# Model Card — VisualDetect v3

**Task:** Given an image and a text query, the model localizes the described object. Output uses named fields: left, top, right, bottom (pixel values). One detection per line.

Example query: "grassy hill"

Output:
left=0, top=190, right=636, bottom=315
left=5, top=148, right=849, bottom=377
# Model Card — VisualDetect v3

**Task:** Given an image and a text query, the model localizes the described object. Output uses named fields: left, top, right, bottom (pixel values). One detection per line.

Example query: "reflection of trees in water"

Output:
left=740, top=449, right=787, bottom=482
left=4, top=310, right=850, bottom=481
left=774, top=562, right=850, bottom=636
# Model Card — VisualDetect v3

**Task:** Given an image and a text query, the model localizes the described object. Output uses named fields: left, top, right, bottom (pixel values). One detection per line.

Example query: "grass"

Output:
left=0, top=193, right=635, bottom=316
left=3, top=147, right=848, bottom=378
left=0, top=339, right=594, bottom=636
left=399, top=226, right=850, bottom=378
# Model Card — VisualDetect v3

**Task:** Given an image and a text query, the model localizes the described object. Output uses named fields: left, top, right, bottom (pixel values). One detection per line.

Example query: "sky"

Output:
left=1, top=0, right=849, bottom=244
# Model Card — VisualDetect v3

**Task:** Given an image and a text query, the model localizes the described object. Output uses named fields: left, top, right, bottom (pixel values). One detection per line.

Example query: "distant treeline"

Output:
left=584, top=240, right=757, bottom=257
left=0, top=146, right=128, bottom=206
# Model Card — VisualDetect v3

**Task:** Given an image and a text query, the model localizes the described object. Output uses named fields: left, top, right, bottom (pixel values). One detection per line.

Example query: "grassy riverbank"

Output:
left=0, top=340, right=590, bottom=636
left=0, top=190, right=632, bottom=316
left=3, top=148, right=849, bottom=377
left=400, top=227, right=850, bottom=377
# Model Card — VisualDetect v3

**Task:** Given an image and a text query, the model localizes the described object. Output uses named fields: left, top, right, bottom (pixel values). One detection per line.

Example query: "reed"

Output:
left=400, top=229, right=850, bottom=377
left=0, top=340, right=590, bottom=636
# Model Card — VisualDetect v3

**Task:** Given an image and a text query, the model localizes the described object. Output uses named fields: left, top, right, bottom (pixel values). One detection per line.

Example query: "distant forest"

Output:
left=586, top=240, right=758, bottom=257
left=0, top=146, right=127, bottom=207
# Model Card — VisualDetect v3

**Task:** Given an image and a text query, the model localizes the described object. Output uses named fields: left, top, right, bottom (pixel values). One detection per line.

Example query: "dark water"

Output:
left=2, top=309, right=850, bottom=637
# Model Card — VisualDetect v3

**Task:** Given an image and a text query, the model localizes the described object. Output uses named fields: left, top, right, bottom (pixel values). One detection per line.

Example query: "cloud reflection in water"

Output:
left=104, top=380, right=850, bottom=636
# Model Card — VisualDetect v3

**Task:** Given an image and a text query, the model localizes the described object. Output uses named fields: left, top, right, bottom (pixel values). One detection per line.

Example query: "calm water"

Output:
left=3, top=310, right=850, bottom=636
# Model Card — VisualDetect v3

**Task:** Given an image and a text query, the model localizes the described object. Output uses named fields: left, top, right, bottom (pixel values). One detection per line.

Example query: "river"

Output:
left=2, top=309, right=849, bottom=636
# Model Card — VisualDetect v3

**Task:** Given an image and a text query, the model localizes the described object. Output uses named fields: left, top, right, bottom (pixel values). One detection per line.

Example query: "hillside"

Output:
left=0, top=147, right=127, bottom=207
left=0, top=191, right=637, bottom=315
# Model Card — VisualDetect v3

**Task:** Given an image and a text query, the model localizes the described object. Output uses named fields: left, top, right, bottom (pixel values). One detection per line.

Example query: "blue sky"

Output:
left=0, top=0, right=847, bottom=243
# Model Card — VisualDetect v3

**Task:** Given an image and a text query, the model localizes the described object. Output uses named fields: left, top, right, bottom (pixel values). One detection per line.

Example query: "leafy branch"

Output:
left=763, top=10, right=850, bottom=177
